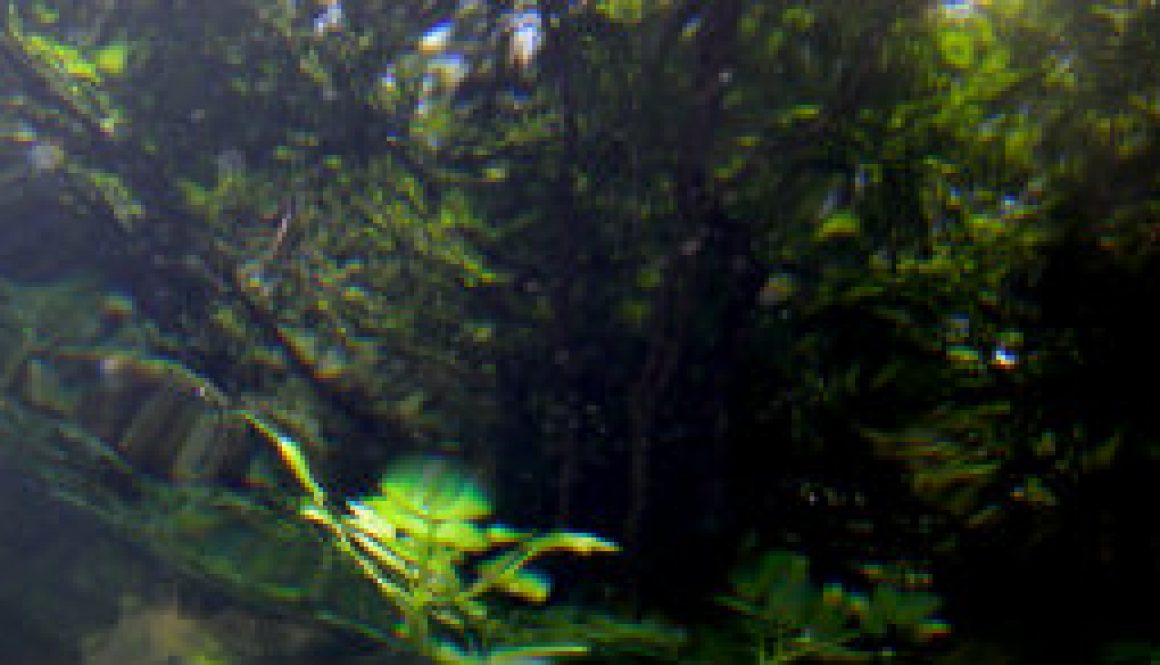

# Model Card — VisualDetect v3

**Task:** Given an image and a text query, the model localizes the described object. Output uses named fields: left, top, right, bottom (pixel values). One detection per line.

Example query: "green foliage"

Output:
left=1100, top=640, right=1160, bottom=664
left=590, top=0, right=662, bottom=24
left=715, top=551, right=947, bottom=663
left=3, top=2, right=125, bottom=122
left=1, top=1, right=144, bottom=226
left=243, top=413, right=619, bottom=663
left=494, top=605, right=686, bottom=662
left=4, top=0, right=1160, bottom=660
left=181, top=151, right=506, bottom=451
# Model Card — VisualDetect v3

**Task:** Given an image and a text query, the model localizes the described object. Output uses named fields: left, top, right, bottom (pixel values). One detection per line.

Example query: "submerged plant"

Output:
left=242, top=412, right=619, bottom=664
left=716, top=551, right=948, bottom=664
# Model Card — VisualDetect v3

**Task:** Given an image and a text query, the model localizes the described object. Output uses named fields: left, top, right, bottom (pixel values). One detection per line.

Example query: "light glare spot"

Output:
left=992, top=345, right=1018, bottom=369
left=508, top=8, right=543, bottom=69
left=941, top=0, right=979, bottom=20
left=313, top=0, right=343, bottom=34
left=419, top=21, right=455, bottom=54
left=26, top=142, right=64, bottom=172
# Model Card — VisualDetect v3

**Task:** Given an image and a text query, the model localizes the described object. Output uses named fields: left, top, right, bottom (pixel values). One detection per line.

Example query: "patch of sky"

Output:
left=313, top=0, right=344, bottom=35
left=427, top=53, right=469, bottom=90
left=415, top=92, right=432, bottom=116
left=991, top=345, right=1018, bottom=369
left=419, top=20, right=456, bottom=54
left=680, top=16, right=702, bottom=40
left=991, top=330, right=1023, bottom=370
left=940, top=0, right=980, bottom=20
left=379, top=65, right=398, bottom=92
left=507, top=6, right=543, bottom=69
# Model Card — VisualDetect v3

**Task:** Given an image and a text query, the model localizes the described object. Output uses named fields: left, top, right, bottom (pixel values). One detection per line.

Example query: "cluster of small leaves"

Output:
left=0, top=1, right=146, bottom=227
left=715, top=551, right=947, bottom=664
left=244, top=412, right=620, bottom=664
left=179, top=148, right=506, bottom=451
left=747, top=0, right=1150, bottom=538
left=490, top=605, right=687, bottom=662
left=4, top=0, right=533, bottom=460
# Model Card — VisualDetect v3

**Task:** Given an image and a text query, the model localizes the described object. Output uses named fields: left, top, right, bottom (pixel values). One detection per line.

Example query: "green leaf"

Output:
left=379, top=457, right=492, bottom=522
left=240, top=411, right=326, bottom=506
left=492, top=568, right=552, bottom=603
left=432, top=520, right=490, bottom=552
left=486, top=644, right=589, bottom=662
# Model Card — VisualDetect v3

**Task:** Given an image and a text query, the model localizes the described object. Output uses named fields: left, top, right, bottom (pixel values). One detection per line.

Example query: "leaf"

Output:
left=485, top=644, right=589, bottom=663
left=345, top=499, right=397, bottom=541
left=863, top=586, right=943, bottom=636
left=94, top=42, right=130, bottom=76
left=815, top=209, right=861, bottom=241
left=240, top=411, right=326, bottom=505
left=433, top=520, right=490, bottom=552
left=1081, top=434, right=1121, bottom=473
left=522, top=531, right=621, bottom=557
left=379, top=457, right=492, bottom=522
left=346, top=522, right=414, bottom=581
left=492, top=568, right=552, bottom=603
left=485, top=524, right=526, bottom=545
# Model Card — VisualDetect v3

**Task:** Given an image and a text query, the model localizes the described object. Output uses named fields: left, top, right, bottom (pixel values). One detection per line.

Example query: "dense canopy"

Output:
left=1, top=1, right=1157, bottom=663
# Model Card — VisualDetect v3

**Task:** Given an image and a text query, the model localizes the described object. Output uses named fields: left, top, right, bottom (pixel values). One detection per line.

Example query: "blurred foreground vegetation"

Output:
left=2, top=0, right=1158, bottom=662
